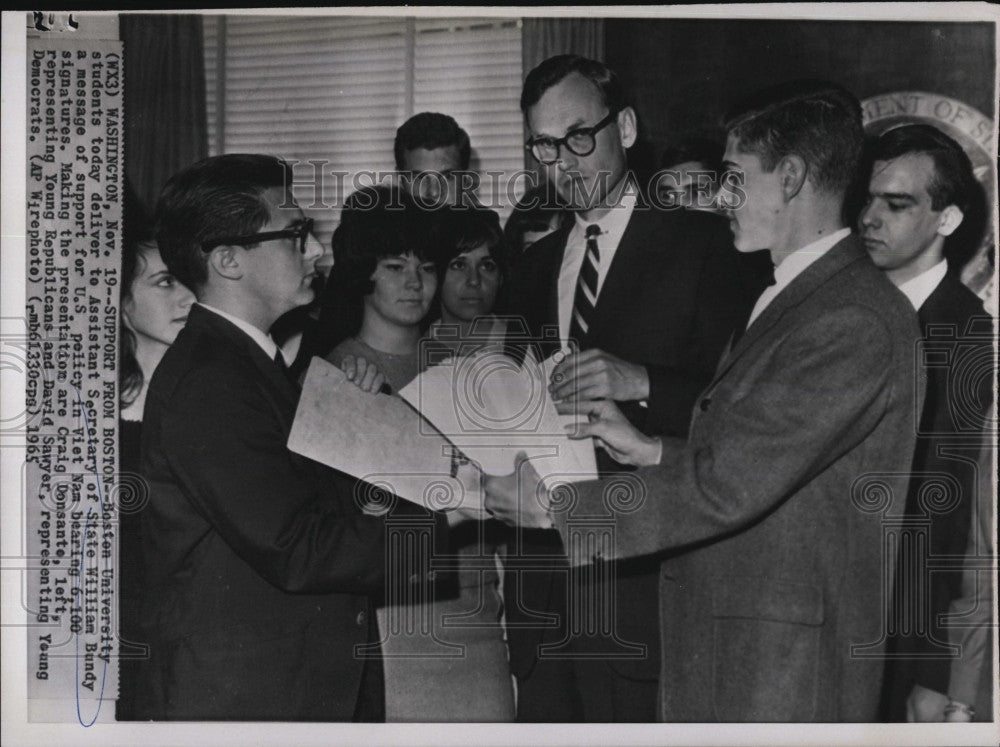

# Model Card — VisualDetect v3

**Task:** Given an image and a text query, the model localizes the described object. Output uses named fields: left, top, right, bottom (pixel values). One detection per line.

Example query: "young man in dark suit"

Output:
left=487, top=80, right=922, bottom=722
left=135, top=154, right=462, bottom=721
left=859, top=124, right=993, bottom=722
left=498, top=54, right=769, bottom=722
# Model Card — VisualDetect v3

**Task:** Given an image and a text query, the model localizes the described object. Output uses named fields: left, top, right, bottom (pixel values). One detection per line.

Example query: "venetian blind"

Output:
left=204, top=14, right=524, bottom=246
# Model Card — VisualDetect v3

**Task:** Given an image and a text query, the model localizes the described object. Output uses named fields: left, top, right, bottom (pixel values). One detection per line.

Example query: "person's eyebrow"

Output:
left=873, top=191, right=918, bottom=203
left=721, top=160, right=741, bottom=171
left=532, top=117, right=589, bottom=139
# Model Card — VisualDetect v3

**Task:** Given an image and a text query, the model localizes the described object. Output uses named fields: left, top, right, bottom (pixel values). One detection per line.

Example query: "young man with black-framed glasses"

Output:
left=133, top=154, right=464, bottom=721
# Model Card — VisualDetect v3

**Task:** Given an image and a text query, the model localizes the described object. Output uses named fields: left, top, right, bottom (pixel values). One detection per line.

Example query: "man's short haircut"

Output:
left=520, top=54, right=628, bottom=115
left=866, top=123, right=987, bottom=270
left=154, top=153, right=294, bottom=292
left=723, top=79, right=864, bottom=196
left=394, top=112, right=471, bottom=171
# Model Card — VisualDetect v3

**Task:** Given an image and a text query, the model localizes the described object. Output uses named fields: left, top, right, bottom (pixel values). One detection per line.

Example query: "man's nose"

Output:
left=859, top=202, right=881, bottom=229
left=555, top=146, right=578, bottom=172
left=714, top=181, right=739, bottom=212
left=303, top=231, right=324, bottom=264
left=314, top=247, right=335, bottom=278
left=417, top=174, right=443, bottom=201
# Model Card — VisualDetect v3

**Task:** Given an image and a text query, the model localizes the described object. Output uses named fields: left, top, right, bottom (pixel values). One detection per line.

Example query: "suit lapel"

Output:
left=917, top=272, right=967, bottom=329
left=587, top=208, right=655, bottom=346
left=515, top=221, right=570, bottom=358
left=545, top=220, right=572, bottom=329
left=709, top=236, right=870, bottom=386
left=189, top=305, right=300, bottom=426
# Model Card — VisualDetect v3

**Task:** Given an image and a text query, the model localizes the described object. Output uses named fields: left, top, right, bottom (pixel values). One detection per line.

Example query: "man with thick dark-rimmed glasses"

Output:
left=496, top=54, right=767, bottom=723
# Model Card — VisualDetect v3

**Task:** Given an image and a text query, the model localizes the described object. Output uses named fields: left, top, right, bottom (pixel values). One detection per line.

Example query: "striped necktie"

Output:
left=568, top=224, right=602, bottom=345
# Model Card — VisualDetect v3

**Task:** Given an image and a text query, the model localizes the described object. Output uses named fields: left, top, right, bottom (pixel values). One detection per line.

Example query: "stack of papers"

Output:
left=287, top=357, right=482, bottom=512
left=398, top=349, right=597, bottom=487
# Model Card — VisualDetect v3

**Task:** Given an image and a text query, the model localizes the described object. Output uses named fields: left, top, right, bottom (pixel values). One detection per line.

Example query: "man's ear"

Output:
left=207, top=245, right=244, bottom=281
left=937, top=204, right=965, bottom=237
left=778, top=154, right=807, bottom=201
left=617, top=106, right=638, bottom=150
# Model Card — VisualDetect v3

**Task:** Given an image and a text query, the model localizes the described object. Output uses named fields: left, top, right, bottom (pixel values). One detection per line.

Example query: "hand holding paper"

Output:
left=397, top=348, right=597, bottom=486
left=483, top=452, right=553, bottom=529
left=287, top=357, right=485, bottom=515
left=557, top=398, right=663, bottom=467
left=339, top=354, right=386, bottom=393
left=549, top=347, right=650, bottom=402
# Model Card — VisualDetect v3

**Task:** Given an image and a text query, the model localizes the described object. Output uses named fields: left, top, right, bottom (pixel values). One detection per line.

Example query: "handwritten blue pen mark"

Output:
left=71, top=384, right=110, bottom=726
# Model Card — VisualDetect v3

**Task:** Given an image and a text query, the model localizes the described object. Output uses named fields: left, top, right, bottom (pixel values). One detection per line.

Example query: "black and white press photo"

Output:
left=1, top=5, right=997, bottom=746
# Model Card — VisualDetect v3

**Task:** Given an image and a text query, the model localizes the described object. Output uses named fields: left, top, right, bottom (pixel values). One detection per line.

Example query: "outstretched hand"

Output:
left=560, top=398, right=662, bottom=466
left=483, top=452, right=552, bottom=529
left=550, top=348, right=650, bottom=402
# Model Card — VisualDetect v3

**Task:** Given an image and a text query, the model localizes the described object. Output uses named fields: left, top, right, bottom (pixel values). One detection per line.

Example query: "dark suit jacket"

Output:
left=883, top=272, right=991, bottom=714
left=499, top=203, right=770, bottom=682
left=136, top=304, right=446, bottom=721
left=554, top=237, right=923, bottom=721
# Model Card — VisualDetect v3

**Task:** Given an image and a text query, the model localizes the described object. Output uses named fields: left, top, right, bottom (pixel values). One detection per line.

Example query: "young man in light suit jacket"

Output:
left=486, top=80, right=923, bottom=722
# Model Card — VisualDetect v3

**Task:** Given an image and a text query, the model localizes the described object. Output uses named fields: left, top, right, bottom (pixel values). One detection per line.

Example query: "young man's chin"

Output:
left=287, top=287, right=316, bottom=312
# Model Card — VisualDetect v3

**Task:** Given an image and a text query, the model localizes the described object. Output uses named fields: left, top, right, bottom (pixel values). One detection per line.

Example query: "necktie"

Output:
left=273, top=349, right=298, bottom=388
left=568, top=224, right=602, bottom=345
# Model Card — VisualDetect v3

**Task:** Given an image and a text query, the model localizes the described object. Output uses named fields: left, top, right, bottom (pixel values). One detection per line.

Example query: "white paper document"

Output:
left=398, top=349, right=597, bottom=486
left=287, top=357, right=483, bottom=513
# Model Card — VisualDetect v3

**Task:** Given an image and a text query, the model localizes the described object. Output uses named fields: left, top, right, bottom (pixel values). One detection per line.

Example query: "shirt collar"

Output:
left=572, top=181, right=637, bottom=238
left=772, top=227, right=852, bottom=288
left=897, top=259, right=948, bottom=311
left=196, top=302, right=280, bottom=361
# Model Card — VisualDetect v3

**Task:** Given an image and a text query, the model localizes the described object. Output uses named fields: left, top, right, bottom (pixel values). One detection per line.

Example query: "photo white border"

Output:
left=2, top=4, right=998, bottom=745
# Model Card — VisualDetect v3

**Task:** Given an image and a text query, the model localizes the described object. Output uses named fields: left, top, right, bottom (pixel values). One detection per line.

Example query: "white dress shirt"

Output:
left=557, top=187, right=638, bottom=345
left=197, top=302, right=282, bottom=363
left=897, top=259, right=947, bottom=311
left=745, top=227, right=852, bottom=329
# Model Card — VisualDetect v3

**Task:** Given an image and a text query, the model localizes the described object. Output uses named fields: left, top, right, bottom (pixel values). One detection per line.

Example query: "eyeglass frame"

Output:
left=525, top=108, right=622, bottom=165
left=201, top=217, right=315, bottom=254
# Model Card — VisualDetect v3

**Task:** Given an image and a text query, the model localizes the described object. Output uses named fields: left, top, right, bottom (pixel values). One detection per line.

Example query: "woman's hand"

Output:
left=340, top=355, right=387, bottom=394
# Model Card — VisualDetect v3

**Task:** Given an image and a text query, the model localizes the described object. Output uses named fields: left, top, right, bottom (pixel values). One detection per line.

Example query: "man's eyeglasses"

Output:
left=201, top=218, right=315, bottom=254
left=525, top=109, right=620, bottom=165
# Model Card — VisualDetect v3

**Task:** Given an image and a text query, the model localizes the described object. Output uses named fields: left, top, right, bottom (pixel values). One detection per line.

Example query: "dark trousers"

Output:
left=515, top=655, right=659, bottom=722
left=352, top=649, right=385, bottom=722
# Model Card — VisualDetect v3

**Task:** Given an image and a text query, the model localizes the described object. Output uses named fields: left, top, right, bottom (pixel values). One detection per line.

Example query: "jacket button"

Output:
left=700, top=398, right=711, bottom=412
left=356, top=610, right=367, bottom=627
